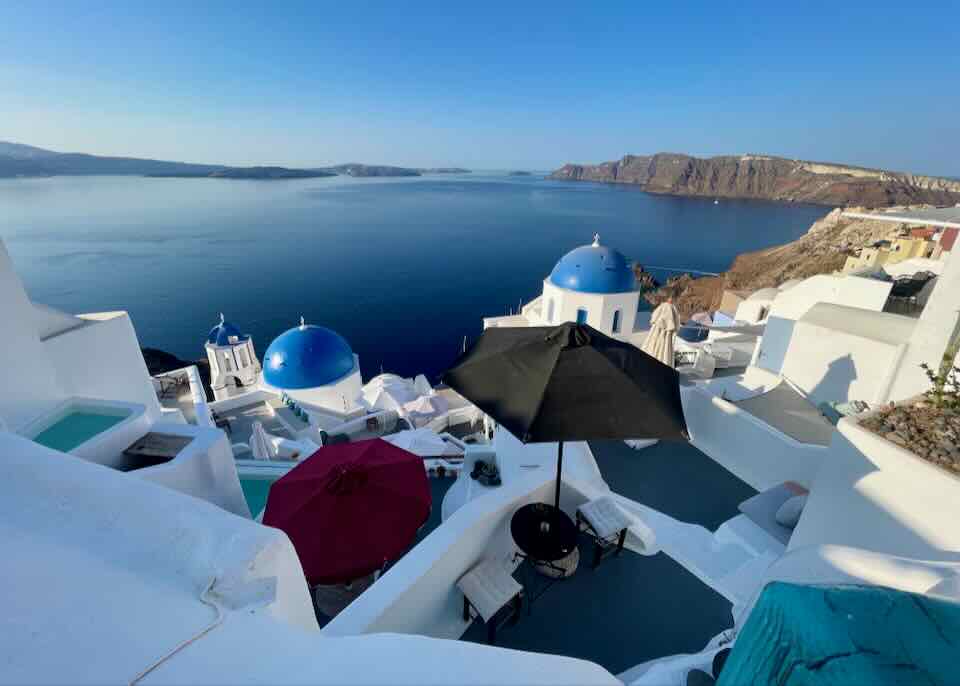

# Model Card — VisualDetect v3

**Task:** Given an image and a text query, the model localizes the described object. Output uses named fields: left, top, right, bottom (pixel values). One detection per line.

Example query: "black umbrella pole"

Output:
left=554, top=441, right=563, bottom=510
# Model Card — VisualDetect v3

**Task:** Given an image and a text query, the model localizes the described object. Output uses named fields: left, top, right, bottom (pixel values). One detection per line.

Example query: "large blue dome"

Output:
left=548, top=238, right=636, bottom=293
left=262, top=323, right=355, bottom=389
left=207, top=316, right=248, bottom=346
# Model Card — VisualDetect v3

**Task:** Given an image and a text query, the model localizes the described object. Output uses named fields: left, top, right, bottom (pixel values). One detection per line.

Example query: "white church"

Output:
left=483, top=234, right=649, bottom=342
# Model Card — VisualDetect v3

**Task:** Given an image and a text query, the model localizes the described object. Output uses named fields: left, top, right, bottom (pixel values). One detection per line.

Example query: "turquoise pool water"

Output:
left=32, top=410, right=128, bottom=452
left=240, top=476, right=275, bottom=518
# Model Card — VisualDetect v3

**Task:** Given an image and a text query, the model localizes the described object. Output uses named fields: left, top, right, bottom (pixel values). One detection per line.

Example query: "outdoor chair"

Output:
left=457, top=558, right=523, bottom=645
left=576, top=496, right=632, bottom=569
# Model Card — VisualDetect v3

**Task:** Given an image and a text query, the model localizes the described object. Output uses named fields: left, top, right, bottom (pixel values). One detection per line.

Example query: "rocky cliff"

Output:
left=646, top=207, right=916, bottom=316
left=550, top=153, right=960, bottom=207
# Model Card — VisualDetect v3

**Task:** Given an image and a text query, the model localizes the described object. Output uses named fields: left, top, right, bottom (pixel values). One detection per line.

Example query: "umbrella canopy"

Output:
left=642, top=301, right=679, bottom=367
left=442, top=323, right=686, bottom=507
left=443, top=322, right=686, bottom=443
left=263, top=438, right=431, bottom=585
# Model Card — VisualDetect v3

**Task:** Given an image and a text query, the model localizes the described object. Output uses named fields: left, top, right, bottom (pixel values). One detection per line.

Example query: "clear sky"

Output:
left=3, top=0, right=958, bottom=174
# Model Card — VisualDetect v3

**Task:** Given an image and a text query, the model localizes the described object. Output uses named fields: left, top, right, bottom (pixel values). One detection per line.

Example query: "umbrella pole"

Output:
left=554, top=441, right=563, bottom=509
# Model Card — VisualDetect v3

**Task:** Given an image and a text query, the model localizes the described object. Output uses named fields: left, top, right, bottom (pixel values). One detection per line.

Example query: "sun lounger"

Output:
left=457, top=558, right=523, bottom=645
left=576, top=496, right=633, bottom=569
left=738, top=481, right=808, bottom=546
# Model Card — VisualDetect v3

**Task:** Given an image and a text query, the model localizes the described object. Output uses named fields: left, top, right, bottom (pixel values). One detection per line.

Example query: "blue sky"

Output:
left=3, top=0, right=958, bottom=174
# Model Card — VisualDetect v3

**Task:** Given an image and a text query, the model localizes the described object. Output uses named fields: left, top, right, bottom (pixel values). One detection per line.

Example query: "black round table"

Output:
left=510, top=503, right=578, bottom=562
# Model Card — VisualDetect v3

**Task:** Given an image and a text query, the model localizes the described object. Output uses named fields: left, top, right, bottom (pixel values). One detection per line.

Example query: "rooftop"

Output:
left=843, top=206, right=960, bottom=229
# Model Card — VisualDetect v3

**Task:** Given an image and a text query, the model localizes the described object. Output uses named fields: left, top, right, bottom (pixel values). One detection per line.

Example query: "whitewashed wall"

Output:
left=0, top=243, right=64, bottom=431
left=756, top=275, right=891, bottom=376
left=790, top=415, right=960, bottom=558
left=43, top=311, right=163, bottom=422
left=541, top=279, right=640, bottom=336
left=779, top=319, right=906, bottom=405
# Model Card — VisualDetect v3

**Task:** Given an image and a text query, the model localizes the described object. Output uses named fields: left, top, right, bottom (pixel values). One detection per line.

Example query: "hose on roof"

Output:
left=128, top=577, right=225, bottom=685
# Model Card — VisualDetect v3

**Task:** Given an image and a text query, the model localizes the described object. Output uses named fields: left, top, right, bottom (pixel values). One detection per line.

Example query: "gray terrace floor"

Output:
left=218, top=399, right=294, bottom=447
left=461, top=532, right=734, bottom=675
left=589, top=439, right=757, bottom=533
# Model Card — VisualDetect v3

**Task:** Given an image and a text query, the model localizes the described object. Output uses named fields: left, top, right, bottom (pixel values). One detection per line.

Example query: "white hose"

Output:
left=128, top=578, right=224, bottom=685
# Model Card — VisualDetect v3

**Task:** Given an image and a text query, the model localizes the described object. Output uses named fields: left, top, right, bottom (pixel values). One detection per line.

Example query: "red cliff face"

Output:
left=549, top=153, right=960, bottom=207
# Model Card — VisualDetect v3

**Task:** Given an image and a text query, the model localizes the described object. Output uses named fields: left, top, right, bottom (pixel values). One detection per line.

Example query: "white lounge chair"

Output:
left=576, top=496, right=634, bottom=569
left=457, top=558, right=523, bottom=645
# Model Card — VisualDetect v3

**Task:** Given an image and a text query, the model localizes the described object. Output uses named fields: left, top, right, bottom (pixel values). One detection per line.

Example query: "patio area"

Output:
left=589, top=439, right=756, bottom=531
left=460, top=530, right=734, bottom=675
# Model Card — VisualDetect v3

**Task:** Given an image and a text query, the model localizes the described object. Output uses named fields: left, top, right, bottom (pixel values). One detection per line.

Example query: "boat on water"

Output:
left=2, top=211, right=960, bottom=683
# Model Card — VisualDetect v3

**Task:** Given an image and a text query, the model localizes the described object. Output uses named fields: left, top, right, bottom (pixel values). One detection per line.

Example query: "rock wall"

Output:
left=646, top=207, right=913, bottom=316
left=549, top=153, right=960, bottom=207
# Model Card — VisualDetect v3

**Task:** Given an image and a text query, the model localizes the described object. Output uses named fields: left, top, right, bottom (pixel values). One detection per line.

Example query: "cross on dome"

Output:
left=592, top=233, right=601, bottom=247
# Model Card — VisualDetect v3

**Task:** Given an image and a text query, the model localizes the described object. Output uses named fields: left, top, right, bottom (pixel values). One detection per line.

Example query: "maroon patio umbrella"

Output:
left=263, top=438, right=431, bottom=585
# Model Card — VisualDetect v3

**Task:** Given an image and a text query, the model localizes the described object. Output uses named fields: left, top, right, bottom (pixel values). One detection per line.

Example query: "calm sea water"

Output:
left=0, top=173, right=826, bottom=381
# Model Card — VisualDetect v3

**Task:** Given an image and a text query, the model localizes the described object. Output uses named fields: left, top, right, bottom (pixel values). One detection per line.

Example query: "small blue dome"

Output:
left=548, top=237, right=636, bottom=293
left=207, top=316, right=248, bottom=346
left=263, top=323, right=355, bottom=389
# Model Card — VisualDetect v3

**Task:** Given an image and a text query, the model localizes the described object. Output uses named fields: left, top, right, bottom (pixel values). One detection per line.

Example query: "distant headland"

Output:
left=549, top=153, right=960, bottom=207
left=0, top=141, right=470, bottom=180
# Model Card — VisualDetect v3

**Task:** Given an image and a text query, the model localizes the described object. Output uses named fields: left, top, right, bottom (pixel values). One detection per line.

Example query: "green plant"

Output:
left=920, top=362, right=960, bottom=410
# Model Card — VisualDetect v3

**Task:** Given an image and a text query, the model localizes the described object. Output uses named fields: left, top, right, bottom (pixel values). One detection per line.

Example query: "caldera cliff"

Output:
left=550, top=153, right=960, bottom=207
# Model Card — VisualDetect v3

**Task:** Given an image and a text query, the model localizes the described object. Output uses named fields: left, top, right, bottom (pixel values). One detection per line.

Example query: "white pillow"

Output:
left=775, top=494, right=807, bottom=529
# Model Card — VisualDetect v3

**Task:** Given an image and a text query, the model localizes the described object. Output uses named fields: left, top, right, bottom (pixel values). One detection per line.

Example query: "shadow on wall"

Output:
left=808, top=354, right=857, bottom=406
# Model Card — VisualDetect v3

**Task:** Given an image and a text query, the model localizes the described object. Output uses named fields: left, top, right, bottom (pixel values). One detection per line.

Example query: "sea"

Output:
left=0, top=172, right=826, bottom=381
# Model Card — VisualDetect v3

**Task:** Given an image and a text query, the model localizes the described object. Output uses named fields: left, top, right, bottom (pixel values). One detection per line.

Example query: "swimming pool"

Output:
left=31, top=407, right=131, bottom=453
left=240, top=475, right=276, bottom=519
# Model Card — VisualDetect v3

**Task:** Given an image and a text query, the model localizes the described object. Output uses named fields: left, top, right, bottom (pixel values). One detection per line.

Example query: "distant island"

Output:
left=508, top=171, right=533, bottom=176
left=0, top=141, right=470, bottom=180
left=149, top=167, right=337, bottom=180
left=549, top=153, right=960, bottom=207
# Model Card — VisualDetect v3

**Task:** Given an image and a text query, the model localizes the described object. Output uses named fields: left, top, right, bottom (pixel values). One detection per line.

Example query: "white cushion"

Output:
left=775, top=494, right=807, bottom=529
left=579, top=496, right=633, bottom=540
left=457, top=559, right=521, bottom=623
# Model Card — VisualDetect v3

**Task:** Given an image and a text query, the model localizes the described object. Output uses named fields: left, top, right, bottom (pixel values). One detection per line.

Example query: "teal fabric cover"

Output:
left=718, top=582, right=960, bottom=686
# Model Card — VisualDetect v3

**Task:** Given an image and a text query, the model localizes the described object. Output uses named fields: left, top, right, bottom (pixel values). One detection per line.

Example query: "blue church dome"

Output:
left=207, top=315, right=248, bottom=346
left=548, top=235, right=636, bottom=293
left=263, top=320, right=355, bottom=389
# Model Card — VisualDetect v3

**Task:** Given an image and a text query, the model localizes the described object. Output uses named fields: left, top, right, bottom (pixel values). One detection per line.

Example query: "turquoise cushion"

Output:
left=719, top=582, right=960, bottom=686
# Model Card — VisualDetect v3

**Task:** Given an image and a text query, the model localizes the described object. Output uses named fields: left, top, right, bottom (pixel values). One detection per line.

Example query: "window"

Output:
left=546, top=299, right=555, bottom=323
left=223, top=352, right=233, bottom=372
left=612, top=309, right=622, bottom=333
left=576, top=308, right=588, bottom=325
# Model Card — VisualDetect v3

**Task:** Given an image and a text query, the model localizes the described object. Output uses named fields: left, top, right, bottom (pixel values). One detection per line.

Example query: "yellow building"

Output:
left=843, top=237, right=934, bottom=273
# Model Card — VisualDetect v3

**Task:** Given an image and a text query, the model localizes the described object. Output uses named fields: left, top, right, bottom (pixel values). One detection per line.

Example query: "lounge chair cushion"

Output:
left=738, top=482, right=808, bottom=546
left=578, top=496, right=633, bottom=540
left=457, top=559, right=522, bottom=623
left=774, top=494, right=807, bottom=528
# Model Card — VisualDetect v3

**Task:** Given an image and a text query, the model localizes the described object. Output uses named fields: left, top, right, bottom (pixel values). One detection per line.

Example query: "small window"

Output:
left=223, top=353, right=233, bottom=372
left=546, top=299, right=555, bottom=323
left=612, top=309, right=622, bottom=333
left=576, top=308, right=588, bottom=325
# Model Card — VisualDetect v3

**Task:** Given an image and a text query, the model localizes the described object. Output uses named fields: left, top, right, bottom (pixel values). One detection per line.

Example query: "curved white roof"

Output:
left=777, top=278, right=804, bottom=292
left=746, top=287, right=779, bottom=302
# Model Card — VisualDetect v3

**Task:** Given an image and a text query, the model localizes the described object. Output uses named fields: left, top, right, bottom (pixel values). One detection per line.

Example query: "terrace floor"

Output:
left=588, top=439, right=756, bottom=531
left=217, top=399, right=295, bottom=448
left=460, top=531, right=734, bottom=675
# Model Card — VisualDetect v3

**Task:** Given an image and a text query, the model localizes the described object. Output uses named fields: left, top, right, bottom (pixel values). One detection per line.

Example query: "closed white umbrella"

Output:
left=250, top=421, right=272, bottom=461
left=642, top=301, right=679, bottom=368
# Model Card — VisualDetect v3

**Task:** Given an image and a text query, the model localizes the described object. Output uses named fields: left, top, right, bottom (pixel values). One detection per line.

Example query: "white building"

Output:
left=205, top=314, right=260, bottom=400
left=260, top=317, right=364, bottom=413
left=484, top=234, right=645, bottom=340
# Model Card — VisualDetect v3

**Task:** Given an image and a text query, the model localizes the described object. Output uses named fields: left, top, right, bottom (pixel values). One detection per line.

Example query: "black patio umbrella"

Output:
left=442, top=322, right=687, bottom=509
